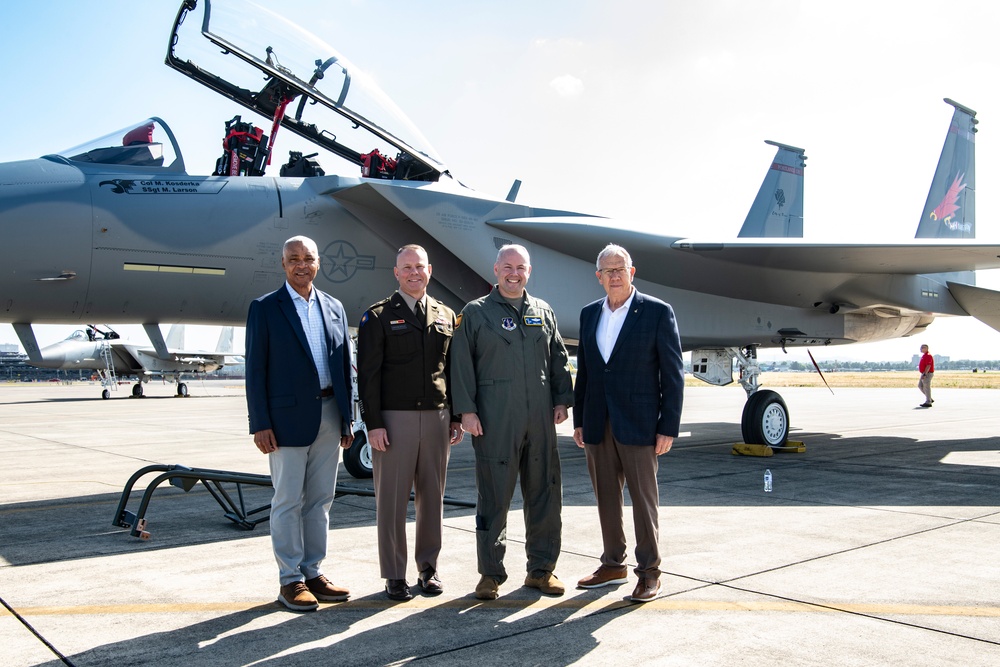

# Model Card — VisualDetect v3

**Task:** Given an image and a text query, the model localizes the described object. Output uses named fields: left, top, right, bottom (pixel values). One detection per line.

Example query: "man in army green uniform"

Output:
left=357, top=245, right=464, bottom=602
left=449, top=244, right=574, bottom=600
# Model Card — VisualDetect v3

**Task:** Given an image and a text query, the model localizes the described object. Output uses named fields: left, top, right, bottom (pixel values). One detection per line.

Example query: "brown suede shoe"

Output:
left=305, top=575, right=350, bottom=602
left=630, top=577, right=661, bottom=603
left=278, top=581, right=319, bottom=612
left=475, top=575, right=500, bottom=600
left=524, top=572, right=566, bottom=596
left=577, top=565, right=629, bottom=589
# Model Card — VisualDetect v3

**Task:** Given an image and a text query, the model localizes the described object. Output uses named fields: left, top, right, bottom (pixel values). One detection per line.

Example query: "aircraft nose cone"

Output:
left=34, top=341, right=74, bottom=368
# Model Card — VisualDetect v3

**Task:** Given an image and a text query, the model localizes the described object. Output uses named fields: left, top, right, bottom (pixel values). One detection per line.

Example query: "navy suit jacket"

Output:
left=245, top=283, right=353, bottom=447
left=572, top=290, right=684, bottom=446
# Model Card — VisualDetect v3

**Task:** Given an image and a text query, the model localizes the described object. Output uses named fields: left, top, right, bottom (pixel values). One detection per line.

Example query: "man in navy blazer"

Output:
left=246, top=235, right=354, bottom=612
left=572, top=243, right=684, bottom=603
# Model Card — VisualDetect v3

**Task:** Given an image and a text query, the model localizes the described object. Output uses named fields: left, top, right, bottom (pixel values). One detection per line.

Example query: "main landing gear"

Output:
left=691, top=346, right=790, bottom=447
left=344, top=428, right=373, bottom=479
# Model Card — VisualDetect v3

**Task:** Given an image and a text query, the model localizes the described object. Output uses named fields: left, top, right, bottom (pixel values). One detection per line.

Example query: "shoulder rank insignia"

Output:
left=360, top=311, right=369, bottom=327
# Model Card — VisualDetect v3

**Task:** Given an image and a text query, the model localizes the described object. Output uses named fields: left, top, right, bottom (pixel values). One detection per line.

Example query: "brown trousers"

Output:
left=373, top=409, right=450, bottom=579
left=584, top=421, right=661, bottom=579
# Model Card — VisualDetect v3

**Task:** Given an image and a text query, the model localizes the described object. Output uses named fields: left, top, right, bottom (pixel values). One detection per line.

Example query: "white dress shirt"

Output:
left=596, top=288, right=636, bottom=362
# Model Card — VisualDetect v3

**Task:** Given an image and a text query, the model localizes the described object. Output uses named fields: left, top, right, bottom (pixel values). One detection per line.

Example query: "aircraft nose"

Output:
left=34, top=341, right=73, bottom=368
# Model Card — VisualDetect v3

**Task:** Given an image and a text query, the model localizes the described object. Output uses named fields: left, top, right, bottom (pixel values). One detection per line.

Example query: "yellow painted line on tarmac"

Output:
left=4, top=597, right=999, bottom=618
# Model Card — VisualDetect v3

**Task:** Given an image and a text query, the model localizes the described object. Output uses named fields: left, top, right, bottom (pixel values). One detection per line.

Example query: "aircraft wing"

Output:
left=488, top=217, right=1000, bottom=313
left=947, top=282, right=1000, bottom=333
left=489, top=217, right=1000, bottom=275
left=670, top=239, right=1000, bottom=274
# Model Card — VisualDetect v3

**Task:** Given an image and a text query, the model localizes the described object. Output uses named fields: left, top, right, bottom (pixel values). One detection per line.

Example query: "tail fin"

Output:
left=165, top=324, right=185, bottom=349
left=215, top=326, right=234, bottom=353
left=915, top=98, right=977, bottom=239
left=738, top=140, right=806, bottom=238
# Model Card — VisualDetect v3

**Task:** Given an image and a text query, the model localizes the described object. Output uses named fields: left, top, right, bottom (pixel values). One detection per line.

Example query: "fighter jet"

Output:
left=24, top=324, right=237, bottom=399
left=2, top=0, right=1000, bottom=453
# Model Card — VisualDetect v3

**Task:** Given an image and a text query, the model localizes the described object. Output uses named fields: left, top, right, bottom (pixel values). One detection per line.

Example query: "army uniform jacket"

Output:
left=357, top=291, right=457, bottom=431
left=449, top=287, right=573, bottom=433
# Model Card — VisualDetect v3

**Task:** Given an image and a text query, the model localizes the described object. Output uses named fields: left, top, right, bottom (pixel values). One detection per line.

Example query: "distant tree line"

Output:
left=761, top=359, right=1000, bottom=372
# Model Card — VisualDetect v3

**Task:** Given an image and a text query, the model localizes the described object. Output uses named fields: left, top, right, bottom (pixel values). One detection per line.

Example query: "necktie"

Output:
left=414, top=300, right=425, bottom=323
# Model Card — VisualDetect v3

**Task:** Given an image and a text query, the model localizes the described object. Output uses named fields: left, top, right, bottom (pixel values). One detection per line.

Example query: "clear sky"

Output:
left=2, top=0, right=1000, bottom=362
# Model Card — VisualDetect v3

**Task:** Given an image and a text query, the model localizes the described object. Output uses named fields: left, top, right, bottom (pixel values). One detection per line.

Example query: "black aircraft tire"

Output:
left=102, top=389, right=111, bottom=400
left=343, top=430, right=373, bottom=479
left=177, top=383, right=189, bottom=397
left=132, top=383, right=143, bottom=398
left=741, top=390, right=789, bottom=447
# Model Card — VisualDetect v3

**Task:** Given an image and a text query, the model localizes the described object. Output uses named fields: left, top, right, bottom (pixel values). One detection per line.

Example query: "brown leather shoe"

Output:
left=385, top=579, right=413, bottom=601
left=475, top=575, right=500, bottom=600
left=578, top=565, right=629, bottom=589
left=630, top=577, right=661, bottom=603
left=417, top=570, right=444, bottom=595
left=278, top=581, right=319, bottom=612
left=305, top=575, right=350, bottom=602
left=524, top=572, right=566, bottom=596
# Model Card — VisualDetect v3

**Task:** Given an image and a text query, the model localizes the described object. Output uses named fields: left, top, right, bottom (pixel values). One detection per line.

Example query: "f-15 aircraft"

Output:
left=2, top=0, right=1000, bottom=452
left=24, top=324, right=237, bottom=399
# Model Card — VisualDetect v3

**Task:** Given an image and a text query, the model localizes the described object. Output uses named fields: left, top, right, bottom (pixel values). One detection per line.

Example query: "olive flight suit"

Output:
left=449, top=287, right=574, bottom=582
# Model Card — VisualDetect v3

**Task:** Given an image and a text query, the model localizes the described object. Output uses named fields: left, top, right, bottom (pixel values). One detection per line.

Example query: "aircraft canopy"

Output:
left=166, top=0, right=445, bottom=180
left=53, top=118, right=185, bottom=172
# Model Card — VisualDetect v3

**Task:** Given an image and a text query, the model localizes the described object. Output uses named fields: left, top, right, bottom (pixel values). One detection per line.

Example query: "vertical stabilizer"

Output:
left=216, top=326, right=234, bottom=353
left=165, top=324, right=185, bottom=350
left=738, top=140, right=806, bottom=238
left=915, top=99, right=977, bottom=239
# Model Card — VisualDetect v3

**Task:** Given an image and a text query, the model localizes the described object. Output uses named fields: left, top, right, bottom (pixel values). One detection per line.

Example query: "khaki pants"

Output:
left=918, top=372, right=934, bottom=404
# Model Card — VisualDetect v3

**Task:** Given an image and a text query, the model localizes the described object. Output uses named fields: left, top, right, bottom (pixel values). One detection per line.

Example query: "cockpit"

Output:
left=163, top=0, right=447, bottom=181
left=51, top=118, right=186, bottom=173
left=44, top=1, right=447, bottom=182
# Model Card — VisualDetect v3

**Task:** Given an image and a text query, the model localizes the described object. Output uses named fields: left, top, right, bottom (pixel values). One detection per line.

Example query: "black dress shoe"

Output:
left=385, top=579, right=412, bottom=601
left=417, top=570, right=443, bottom=595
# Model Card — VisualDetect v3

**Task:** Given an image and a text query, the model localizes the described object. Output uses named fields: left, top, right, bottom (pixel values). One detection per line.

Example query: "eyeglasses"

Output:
left=599, top=267, right=630, bottom=277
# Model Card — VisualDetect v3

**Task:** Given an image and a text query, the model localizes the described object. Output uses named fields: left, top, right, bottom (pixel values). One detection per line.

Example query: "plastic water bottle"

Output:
left=764, top=469, right=772, bottom=493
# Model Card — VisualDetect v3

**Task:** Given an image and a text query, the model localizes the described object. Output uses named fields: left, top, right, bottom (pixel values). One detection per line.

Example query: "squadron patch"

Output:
left=523, top=316, right=543, bottom=326
left=502, top=317, right=516, bottom=331
left=360, top=311, right=369, bottom=327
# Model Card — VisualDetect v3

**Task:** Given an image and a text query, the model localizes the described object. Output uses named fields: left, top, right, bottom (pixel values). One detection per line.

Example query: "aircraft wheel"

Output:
left=102, top=389, right=111, bottom=400
left=177, top=383, right=188, bottom=397
left=343, top=430, right=373, bottom=479
left=132, top=383, right=144, bottom=398
left=741, top=389, right=789, bottom=447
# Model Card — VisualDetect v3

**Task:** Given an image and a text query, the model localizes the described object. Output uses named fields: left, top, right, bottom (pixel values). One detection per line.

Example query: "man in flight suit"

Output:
left=449, top=244, right=574, bottom=600
left=357, top=245, right=464, bottom=602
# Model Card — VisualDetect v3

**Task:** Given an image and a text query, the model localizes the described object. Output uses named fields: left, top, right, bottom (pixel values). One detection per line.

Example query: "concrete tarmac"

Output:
left=1, top=380, right=998, bottom=666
